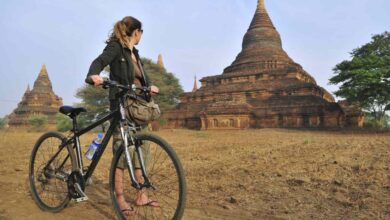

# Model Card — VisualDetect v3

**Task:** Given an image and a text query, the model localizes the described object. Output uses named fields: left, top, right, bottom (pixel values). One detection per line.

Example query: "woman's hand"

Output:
left=150, top=85, right=159, bottom=95
left=90, top=75, right=104, bottom=86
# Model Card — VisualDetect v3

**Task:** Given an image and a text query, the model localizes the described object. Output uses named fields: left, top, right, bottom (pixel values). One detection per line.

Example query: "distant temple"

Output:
left=192, top=76, right=198, bottom=93
left=7, top=64, right=63, bottom=127
left=162, top=0, right=363, bottom=129
left=157, top=54, right=165, bottom=69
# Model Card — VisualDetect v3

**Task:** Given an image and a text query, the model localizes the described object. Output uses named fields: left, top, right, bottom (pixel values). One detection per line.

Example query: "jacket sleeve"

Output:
left=87, top=41, right=121, bottom=77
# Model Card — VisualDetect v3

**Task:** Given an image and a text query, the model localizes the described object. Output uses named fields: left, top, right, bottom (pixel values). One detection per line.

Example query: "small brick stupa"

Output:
left=8, top=64, right=63, bottom=127
left=157, top=54, right=165, bottom=69
left=162, top=0, right=363, bottom=129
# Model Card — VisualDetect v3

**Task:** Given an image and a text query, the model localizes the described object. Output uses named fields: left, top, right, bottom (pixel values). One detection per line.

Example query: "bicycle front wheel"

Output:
left=29, top=131, right=75, bottom=212
left=110, top=133, right=186, bottom=220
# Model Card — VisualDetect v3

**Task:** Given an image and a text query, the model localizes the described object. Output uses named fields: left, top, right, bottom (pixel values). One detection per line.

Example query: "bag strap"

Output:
left=137, top=59, right=148, bottom=87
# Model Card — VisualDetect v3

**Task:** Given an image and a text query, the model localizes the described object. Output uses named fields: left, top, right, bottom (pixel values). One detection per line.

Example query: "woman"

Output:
left=86, top=16, right=160, bottom=216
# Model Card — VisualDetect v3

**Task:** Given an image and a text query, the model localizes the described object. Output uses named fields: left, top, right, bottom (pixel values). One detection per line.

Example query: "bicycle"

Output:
left=28, top=80, right=186, bottom=219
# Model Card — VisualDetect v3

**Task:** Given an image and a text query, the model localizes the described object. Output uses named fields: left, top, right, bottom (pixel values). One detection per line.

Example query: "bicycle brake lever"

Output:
left=102, top=80, right=119, bottom=89
left=102, top=83, right=109, bottom=89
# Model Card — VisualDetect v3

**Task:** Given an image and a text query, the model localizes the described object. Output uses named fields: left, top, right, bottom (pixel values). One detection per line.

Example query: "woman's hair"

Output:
left=106, top=16, right=142, bottom=46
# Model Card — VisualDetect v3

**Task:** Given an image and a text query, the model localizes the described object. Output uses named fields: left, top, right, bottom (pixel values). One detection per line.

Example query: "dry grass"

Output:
left=0, top=128, right=389, bottom=219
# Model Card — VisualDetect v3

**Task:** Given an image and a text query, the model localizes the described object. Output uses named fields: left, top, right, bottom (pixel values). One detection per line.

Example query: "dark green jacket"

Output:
left=87, top=40, right=152, bottom=100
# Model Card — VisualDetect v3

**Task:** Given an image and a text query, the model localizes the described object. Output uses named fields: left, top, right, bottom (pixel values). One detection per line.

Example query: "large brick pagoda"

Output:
left=7, top=64, right=63, bottom=127
left=163, top=0, right=363, bottom=129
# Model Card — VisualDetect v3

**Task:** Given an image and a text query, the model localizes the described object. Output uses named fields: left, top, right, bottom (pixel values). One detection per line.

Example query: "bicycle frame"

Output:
left=44, top=95, right=152, bottom=191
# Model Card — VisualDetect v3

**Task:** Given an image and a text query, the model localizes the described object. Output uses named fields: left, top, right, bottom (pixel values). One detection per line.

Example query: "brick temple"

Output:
left=7, top=64, right=63, bottom=127
left=163, top=0, right=364, bottom=129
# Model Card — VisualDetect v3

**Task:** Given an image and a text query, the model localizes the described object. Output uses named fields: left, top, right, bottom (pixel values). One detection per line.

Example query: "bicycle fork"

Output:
left=118, top=98, right=153, bottom=190
left=119, top=121, right=152, bottom=190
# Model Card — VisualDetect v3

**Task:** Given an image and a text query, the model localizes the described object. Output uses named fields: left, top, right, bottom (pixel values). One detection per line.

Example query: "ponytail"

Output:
left=106, top=16, right=142, bottom=47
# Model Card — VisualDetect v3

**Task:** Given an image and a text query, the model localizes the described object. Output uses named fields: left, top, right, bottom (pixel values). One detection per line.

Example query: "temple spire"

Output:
left=39, top=64, right=48, bottom=76
left=249, top=0, right=275, bottom=30
left=192, top=75, right=198, bottom=93
left=223, top=0, right=293, bottom=75
left=157, top=54, right=165, bottom=69
left=33, top=64, right=52, bottom=91
left=258, top=0, right=265, bottom=12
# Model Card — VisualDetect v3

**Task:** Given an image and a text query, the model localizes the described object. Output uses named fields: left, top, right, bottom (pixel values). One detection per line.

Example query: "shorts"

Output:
left=112, top=125, right=151, bottom=170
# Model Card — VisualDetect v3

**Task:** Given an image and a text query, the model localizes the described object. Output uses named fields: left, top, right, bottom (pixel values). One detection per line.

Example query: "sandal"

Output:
left=121, top=207, right=136, bottom=217
left=136, top=199, right=160, bottom=208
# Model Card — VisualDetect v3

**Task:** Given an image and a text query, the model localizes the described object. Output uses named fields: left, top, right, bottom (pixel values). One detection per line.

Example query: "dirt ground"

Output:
left=0, top=128, right=389, bottom=220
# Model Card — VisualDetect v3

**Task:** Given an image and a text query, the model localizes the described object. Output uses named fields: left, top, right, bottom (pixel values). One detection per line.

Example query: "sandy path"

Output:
left=1, top=129, right=389, bottom=219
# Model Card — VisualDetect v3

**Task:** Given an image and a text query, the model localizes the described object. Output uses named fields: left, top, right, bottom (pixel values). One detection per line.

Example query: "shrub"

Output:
left=28, top=115, right=48, bottom=132
left=364, top=112, right=390, bottom=129
left=0, top=118, right=5, bottom=129
left=158, top=118, right=167, bottom=126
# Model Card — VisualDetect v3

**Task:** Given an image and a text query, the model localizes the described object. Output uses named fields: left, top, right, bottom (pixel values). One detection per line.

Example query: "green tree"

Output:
left=75, top=84, right=110, bottom=126
left=76, top=58, right=183, bottom=124
left=141, top=58, right=183, bottom=110
left=28, top=115, right=48, bottom=131
left=329, top=31, right=390, bottom=127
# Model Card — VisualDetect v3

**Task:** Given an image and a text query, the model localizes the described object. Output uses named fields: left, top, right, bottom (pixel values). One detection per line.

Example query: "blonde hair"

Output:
left=106, top=16, right=142, bottom=47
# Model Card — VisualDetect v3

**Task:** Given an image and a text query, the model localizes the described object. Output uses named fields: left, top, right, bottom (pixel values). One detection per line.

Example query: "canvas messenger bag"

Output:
left=124, top=93, right=161, bottom=125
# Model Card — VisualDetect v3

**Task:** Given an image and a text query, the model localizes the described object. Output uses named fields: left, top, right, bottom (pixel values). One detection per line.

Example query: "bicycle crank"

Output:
left=67, top=171, right=88, bottom=202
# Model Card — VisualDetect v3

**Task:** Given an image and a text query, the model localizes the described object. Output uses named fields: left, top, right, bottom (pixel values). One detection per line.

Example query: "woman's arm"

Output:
left=86, top=41, right=121, bottom=85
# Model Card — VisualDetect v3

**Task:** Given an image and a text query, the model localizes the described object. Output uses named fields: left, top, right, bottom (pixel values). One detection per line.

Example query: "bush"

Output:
left=364, top=112, right=390, bottom=129
left=56, top=113, right=72, bottom=132
left=158, top=118, right=167, bottom=126
left=28, top=115, right=48, bottom=132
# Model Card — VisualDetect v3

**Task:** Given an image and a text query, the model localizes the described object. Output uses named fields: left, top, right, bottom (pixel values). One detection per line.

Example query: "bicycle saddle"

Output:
left=59, top=106, right=87, bottom=118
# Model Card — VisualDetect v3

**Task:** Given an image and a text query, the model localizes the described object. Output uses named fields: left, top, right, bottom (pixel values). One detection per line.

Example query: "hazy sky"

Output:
left=0, top=0, right=389, bottom=117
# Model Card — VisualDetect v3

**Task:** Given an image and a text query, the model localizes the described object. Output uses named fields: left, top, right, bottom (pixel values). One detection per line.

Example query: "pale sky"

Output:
left=0, top=0, right=389, bottom=117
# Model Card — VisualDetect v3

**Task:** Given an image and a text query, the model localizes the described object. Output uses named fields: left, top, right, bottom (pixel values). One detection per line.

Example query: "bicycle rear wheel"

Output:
left=110, top=133, right=186, bottom=220
left=29, top=132, right=75, bottom=212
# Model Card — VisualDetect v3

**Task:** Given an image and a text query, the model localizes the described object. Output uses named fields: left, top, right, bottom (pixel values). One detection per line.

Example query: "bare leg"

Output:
left=134, top=169, right=160, bottom=207
left=115, top=168, right=136, bottom=216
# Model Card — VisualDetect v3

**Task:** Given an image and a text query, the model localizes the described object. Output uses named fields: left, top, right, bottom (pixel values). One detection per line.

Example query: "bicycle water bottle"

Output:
left=85, top=133, right=103, bottom=160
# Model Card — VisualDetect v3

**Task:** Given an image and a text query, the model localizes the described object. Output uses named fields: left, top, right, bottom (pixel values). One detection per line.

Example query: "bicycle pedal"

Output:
left=73, top=182, right=88, bottom=202
left=73, top=196, right=89, bottom=203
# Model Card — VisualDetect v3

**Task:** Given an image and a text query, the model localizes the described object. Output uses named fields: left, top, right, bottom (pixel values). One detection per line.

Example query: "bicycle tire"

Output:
left=109, top=133, right=186, bottom=220
left=29, top=131, right=76, bottom=212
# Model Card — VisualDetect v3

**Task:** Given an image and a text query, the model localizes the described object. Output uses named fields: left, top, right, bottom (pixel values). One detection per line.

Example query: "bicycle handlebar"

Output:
left=85, top=76, right=152, bottom=94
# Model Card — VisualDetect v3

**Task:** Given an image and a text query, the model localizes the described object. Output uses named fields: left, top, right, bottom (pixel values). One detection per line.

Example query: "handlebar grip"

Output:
left=102, top=79, right=116, bottom=89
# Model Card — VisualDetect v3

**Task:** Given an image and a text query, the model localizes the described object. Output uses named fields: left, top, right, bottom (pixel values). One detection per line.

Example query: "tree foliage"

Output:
left=329, top=31, right=390, bottom=126
left=76, top=58, right=183, bottom=124
left=75, top=84, right=110, bottom=125
left=141, top=58, right=183, bottom=110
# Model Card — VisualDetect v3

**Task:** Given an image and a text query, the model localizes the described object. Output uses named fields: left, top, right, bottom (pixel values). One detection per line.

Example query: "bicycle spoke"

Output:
left=30, top=133, right=72, bottom=211
left=111, top=134, right=185, bottom=220
left=147, top=144, right=164, bottom=176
